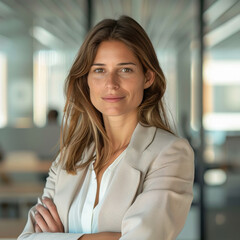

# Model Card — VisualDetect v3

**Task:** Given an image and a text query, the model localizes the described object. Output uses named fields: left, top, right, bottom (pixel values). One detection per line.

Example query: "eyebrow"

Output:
left=92, top=62, right=137, bottom=66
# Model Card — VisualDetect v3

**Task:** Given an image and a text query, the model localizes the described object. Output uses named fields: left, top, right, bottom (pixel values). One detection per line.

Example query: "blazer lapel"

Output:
left=98, top=152, right=141, bottom=232
left=98, top=124, right=157, bottom=232
left=54, top=167, right=88, bottom=232
left=54, top=145, right=96, bottom=231
left=54, top=168, right=87, bottom=232
left=129, top=124, right=157, bottom=154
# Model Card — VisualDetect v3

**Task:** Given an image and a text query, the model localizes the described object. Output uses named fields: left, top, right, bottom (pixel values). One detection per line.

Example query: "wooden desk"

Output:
left=0, top=182, right=45, bottom=218
left=0, top=157, right=52, bottom=236
left=0, top=182, right=45, bottom=199
left=0, top=218, right=26, bottom=238
left=0, top=158, right=51, bottom=219
left=0, top=160, right=52, bottom=174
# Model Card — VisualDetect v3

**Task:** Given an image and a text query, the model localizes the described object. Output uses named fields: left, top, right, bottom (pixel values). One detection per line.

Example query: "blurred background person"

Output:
left=47, top=109, right=59, bottom=125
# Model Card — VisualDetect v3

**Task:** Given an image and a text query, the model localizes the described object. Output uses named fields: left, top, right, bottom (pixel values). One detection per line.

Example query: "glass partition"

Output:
left=203, top=1, right=240, bottom=239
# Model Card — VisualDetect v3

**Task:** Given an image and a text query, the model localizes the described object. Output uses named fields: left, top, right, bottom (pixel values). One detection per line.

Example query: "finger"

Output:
left=36, top=203, right=58, bottom=231
left=35, top=223, right=42, bottom=233
left=34, top=210, right=49, bottom=232
left=42, top=198, right=62, bottom=225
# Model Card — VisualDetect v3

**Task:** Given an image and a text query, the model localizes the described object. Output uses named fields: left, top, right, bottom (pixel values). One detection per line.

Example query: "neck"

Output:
left=103, top=112, right=138, bottom=151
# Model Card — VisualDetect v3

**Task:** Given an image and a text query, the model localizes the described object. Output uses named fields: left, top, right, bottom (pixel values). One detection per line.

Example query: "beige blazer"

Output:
left=18, top=124, right=194, bottom=240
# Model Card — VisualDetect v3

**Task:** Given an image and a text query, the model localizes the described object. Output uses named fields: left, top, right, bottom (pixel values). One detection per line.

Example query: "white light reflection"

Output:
left=33, top=50, right=66, bottom=127
left=204, top=169, right=227, bottom=186
left=204, top=113, right=240, bottom=131
left=33, top=51, right=48, bottom=127
left=204, top=60, right=240, bottom=85
left=203, top=60, right=240, bottom=130
left=0, top=52, right=7, bottom=127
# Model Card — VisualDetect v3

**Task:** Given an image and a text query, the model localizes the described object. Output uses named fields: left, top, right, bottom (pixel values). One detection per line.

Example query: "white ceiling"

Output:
left=0, top=0, right=239, bottom=52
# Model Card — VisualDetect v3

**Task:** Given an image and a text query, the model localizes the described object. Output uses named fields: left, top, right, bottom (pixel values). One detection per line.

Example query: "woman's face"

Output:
left=87, top=40, right=154, bottom=120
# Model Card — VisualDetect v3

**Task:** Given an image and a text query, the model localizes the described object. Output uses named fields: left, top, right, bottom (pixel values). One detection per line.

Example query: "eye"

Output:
left=121, top=68, right=132, bottom=73
left=93, top=68, right=104, bottom=73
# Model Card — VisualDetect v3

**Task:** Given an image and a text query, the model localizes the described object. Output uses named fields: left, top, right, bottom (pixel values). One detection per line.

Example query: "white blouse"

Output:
left=68, top=150, right=126, bottom=234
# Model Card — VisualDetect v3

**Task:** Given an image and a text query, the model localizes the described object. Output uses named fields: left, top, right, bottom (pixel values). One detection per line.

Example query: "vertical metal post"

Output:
left=87, top=0, right=93, bottom=31
left=199, top=0, right=206, bottom=239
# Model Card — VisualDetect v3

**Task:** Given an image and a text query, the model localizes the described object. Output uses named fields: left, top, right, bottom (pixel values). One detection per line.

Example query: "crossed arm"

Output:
left=19, top=138, right=194, bottom=240
left=34, top=197, right=121, bottom=240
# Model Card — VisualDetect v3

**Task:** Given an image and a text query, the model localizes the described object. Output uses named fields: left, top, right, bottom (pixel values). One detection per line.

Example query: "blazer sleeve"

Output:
left=17, top=156, right=84, bottom=240
left=120, top=138, right=194, bottom=240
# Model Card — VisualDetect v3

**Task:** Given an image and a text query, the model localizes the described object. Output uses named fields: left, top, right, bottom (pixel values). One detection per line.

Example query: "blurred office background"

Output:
left=0, top=0, right=240, bottom=239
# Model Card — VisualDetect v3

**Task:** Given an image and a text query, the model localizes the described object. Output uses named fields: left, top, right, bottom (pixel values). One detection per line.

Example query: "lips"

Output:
left=102, top=96, right=125, bottom=102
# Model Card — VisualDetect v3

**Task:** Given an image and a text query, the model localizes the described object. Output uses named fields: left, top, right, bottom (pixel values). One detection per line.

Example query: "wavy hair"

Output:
left=60, top=15, right=173, bottom=174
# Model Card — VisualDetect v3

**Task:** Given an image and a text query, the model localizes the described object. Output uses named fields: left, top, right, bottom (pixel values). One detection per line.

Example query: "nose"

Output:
left=105, top=72, right=119, bottom=90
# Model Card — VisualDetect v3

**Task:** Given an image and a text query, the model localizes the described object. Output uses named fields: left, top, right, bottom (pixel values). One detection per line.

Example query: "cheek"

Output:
left=137, top=92, right=144, bottom=105
left=87, top=81, right=95, bottom=102
left=88, top=83, right=102, bottom=109
left=131, top=87, right=144, bottom=105
left=89, top=87, right=97, bottom=102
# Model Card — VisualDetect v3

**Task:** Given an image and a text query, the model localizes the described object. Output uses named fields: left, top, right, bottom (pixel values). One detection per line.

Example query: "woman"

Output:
left=18, top=16, right=194, bottom=240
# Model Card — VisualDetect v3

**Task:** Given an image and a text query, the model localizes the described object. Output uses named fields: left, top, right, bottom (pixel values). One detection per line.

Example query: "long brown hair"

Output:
left=60, top=15, right=173, bottom=174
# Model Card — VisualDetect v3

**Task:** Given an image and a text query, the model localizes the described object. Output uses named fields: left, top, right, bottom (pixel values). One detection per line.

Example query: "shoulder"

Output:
left=126, top=125, right=194, bottom=179
left=148, top=127, right=194, bottom=159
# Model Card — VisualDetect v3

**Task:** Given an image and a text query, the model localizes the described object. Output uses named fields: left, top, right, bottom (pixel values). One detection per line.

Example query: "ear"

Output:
left=144, top=70, right=155, bottom=89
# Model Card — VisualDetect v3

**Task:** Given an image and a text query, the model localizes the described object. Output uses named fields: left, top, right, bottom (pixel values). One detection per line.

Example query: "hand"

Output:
left=34, top=197, right=64, bottom=233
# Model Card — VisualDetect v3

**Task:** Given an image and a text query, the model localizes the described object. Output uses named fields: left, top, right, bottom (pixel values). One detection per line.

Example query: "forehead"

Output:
left=93, top=40, right=139, bottom=63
